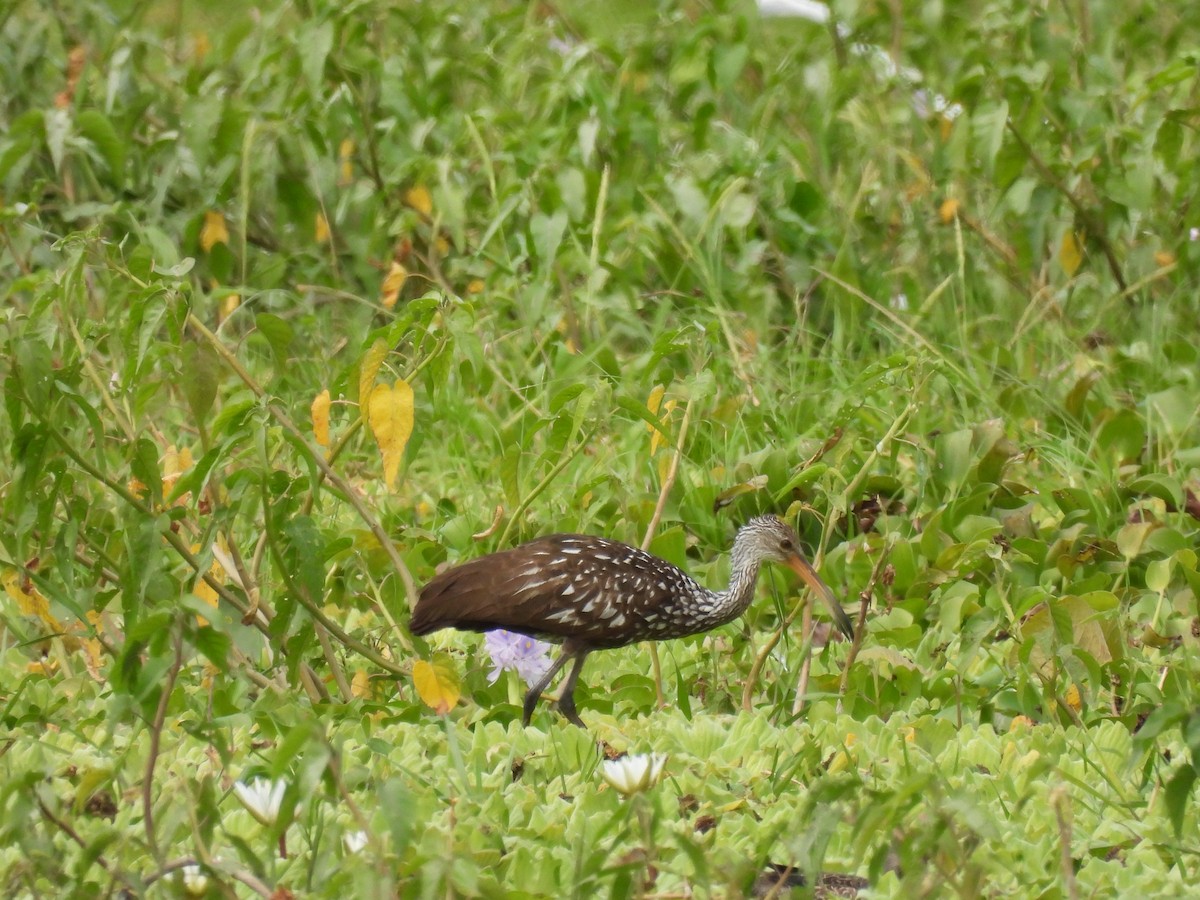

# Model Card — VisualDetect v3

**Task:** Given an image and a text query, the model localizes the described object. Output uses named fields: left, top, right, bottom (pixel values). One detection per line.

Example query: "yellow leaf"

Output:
left=81, top=636, right=105, bottom=682
left=192, top=32, right=211, bottom=63
left=162, top=445, right=194, bottom=503
left=657, top=453, right=671, bottom=484
left=368, top=380, right=415, bottom=490
left=381, top=261, right=407, bottom=309
left=28, top=659, right=58, bottom=677
left=1154, top=250, right=1175, bottom=267
left=338, top=138, right=355, bottom=185
left=650, top=398, right=676, bottom=456
left=311, top=388, right=331, bottom=447
left=405, top=185, right=433, bottom=217
left=358, top=339, right=389, bottom=411
left=938, top=198, right=960, bottom=224
left=315, top=212, right=330, bottom=244
left=1064, top=683, right=1081, bottom=712
left=192, top=542, right=222, bottom=626
left=826, top=749, right=855, bottom=774
left=413, top=657, right=460, bottom=714
left=646, top=384, right=665, bottom=422
left=1059, top=229, right=1084, bottom=276
left=351, top=669, right=372, bottom=699
left=939, top=115, right=955, bottom=142
left=466, top=279, right=485, bottom=294
left=200, top=211, right=229, bottom=252
left=219, top=293, right=240, bottom=321
left=434, top=235, right=450, bottom=256
left=4, top=569, right=60, bottom=630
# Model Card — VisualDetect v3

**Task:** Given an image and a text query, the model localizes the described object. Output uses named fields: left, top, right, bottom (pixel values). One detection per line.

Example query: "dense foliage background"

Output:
left=2, top=0, right=1199, bottom=895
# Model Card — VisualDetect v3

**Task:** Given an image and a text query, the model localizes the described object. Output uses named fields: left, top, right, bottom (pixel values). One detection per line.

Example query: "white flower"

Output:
left=600, top=753, right=667, bottom=796
left=181, top=865, right=208, bottom=896
left=757, top=0, right=830, bottom=22
left=343, top=829, right=369, bottom=854
left=234, top=777, right=286, bottom=825
left=1190, top=227, right=1200, bottom=242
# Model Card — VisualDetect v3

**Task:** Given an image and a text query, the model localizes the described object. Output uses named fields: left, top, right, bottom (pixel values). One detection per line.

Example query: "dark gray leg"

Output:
left=523, top=649, right=573, bottom=726
left=556, top=651, right=591, bottom=729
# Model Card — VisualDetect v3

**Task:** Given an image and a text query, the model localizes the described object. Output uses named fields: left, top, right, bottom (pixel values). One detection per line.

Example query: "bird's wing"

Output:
left=411, top=535, right=694, bottom=646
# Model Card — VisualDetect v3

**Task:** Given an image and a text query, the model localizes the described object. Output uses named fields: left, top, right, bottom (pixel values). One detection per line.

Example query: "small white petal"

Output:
left=757, top=0, right=830, bottom=22
left=234, top=777, right=287, bottom=825
left=600, top=753, right=668, bottom=796
left=181, top=865, right=208, bottom=896
left=343, top=830, right=369, bottom=853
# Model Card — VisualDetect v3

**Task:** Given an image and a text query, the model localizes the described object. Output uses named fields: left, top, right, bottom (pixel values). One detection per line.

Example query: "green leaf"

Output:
left=131, top=437, right=163, bottom=510
left=1063, top=370, right=1099, bottom=419
left=933, top=429, right=973, bottom=493
left=789, top=181, right=822, bottom=218
left=530, top=210, right=568, bottom=267
left=282, top=515, right=326, bottom=612
left=299, top=21, right=334, bottom=94
left=973, top=101, right=1009, bottom=175
left=193, top=626, right=231, bottom=671
left=180, top=341, right=221, bottom=425
left=1096, top=409, right=1146, bottom=465
left=380, top=779, right=416, bottom=852
left=75, top=110, right=126, bottom=184
left=44, top=108, right=71, bottom=172
left=15, top=338, right=52, bottom=409
left=1165, top=764, right=1197, bottom=839
left=256, top=313, right=295, bottom=365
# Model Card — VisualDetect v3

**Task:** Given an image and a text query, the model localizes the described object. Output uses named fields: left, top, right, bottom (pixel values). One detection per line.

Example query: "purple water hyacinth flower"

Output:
left=484, top=630, right=554, bottom=687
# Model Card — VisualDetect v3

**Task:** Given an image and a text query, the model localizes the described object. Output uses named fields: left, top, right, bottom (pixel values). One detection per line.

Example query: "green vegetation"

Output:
left=2, top=0, right=1199, bottom=895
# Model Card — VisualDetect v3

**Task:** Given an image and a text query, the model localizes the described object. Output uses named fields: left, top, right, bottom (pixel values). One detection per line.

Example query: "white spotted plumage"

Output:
left=410, top=516, right=841, bottom=727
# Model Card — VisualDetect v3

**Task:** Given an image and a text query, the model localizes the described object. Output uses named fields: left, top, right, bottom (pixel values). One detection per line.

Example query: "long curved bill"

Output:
left=786, top=555, right=855, bottom=640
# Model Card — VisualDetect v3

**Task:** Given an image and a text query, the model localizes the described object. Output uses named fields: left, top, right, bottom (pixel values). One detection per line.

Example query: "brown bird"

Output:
left=411, top=515, right=852, bottom=727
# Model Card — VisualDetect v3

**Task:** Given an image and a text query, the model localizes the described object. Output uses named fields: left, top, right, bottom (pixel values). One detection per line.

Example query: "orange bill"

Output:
left=786, top=555, right=854, bottom=640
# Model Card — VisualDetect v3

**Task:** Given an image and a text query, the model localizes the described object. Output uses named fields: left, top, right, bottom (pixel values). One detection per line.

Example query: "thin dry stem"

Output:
left=187, top=314, right=420, bottom=606
left=640, top=400, right=695, bottom=710
left=143, top=623, right=185, bottom=864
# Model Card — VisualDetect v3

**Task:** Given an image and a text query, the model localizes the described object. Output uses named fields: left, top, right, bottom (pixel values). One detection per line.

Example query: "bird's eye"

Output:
left=780, top=539, right=793, bottom=551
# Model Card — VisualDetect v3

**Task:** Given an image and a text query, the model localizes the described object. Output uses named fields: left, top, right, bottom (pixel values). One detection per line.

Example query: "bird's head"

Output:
left=736, top=515, right=853, bottom=638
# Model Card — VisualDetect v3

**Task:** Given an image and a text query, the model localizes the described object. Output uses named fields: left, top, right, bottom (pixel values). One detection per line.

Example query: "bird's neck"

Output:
left=704, top=558, right=762, bottom=628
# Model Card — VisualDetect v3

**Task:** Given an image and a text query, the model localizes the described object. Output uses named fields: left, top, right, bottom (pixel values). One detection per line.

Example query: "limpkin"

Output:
left=410, top=515, right=853, bottom=727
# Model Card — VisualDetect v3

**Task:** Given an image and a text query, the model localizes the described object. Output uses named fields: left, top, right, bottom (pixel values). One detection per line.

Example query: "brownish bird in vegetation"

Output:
left=411, top=516, right=852, bottom=726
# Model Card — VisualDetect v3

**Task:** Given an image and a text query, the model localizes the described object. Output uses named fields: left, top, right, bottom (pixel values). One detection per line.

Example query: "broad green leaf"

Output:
left=130, top=437, right=163, bottom=509
left=255, top=313, right=294, bottom=364
left=530, top=209, right=567, bottom=266
left=1165, top=765, right=1197, bottom=839
left=75, top=110, right=125, bottom=183
left=972, top=101, right=1008, bottom=174
left=180, top=341, right=220, bottom=426
left=44, top=108, right=71, bottom=172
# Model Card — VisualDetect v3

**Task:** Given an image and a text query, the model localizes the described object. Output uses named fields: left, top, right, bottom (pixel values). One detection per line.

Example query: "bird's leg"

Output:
left=555, top=649, right=591, bottom=729
left=522, top=649, right=573, bottom=726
